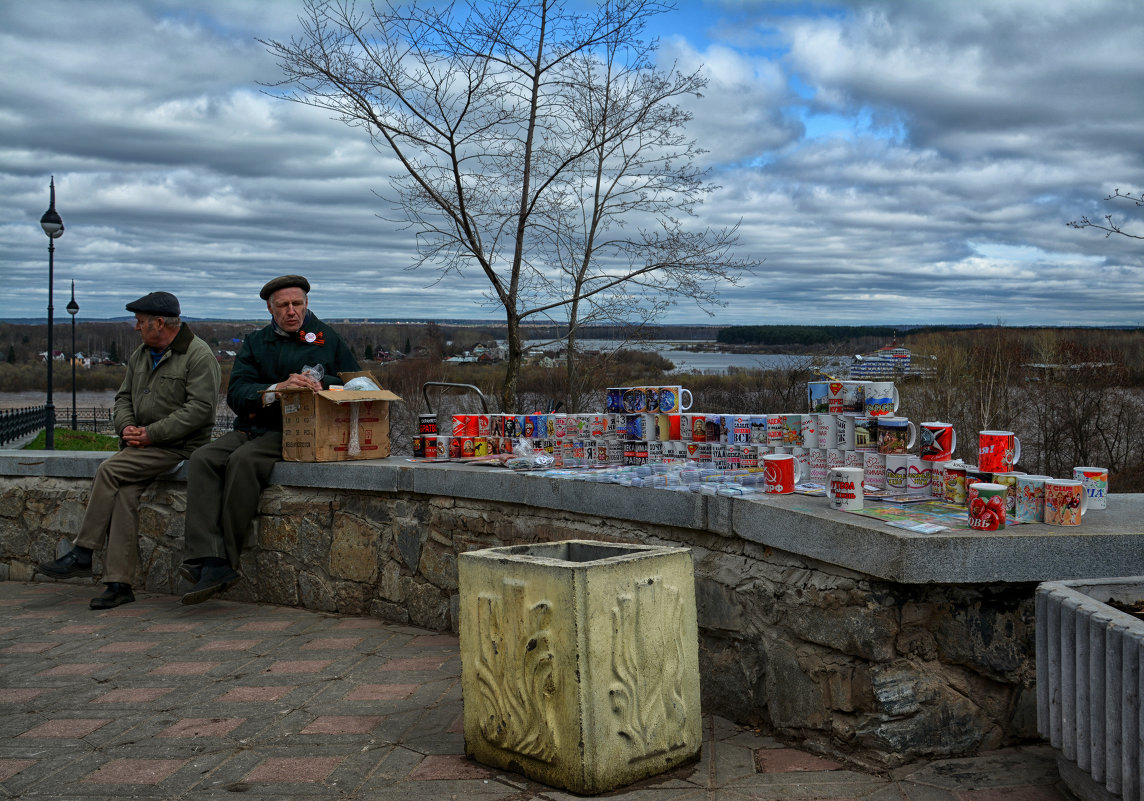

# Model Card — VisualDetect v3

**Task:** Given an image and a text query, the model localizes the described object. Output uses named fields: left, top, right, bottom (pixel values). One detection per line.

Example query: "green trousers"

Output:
left=181, top=430, right=282, bottom=569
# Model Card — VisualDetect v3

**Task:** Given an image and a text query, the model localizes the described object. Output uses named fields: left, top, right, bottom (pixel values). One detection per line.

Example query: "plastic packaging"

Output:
left=343, top=375, right=380, bottom=391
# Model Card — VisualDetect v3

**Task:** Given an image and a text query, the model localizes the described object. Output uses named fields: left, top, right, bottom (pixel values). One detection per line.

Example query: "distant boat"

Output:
left=849, top=341, right=934, bottom=379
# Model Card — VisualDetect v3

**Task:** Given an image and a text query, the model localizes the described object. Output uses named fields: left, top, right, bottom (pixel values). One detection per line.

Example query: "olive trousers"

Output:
left=73, top=447, right=186, bottom=586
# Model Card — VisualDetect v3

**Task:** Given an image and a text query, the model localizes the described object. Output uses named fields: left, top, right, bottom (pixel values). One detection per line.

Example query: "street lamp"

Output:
left=67, top=281, right=79, bottom=431
left=39, top=176, right=64, bottom=450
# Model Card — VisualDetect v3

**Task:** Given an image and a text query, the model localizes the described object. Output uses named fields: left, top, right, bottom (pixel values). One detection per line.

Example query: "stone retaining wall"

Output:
left=2, top=454, right=1142, bottom=770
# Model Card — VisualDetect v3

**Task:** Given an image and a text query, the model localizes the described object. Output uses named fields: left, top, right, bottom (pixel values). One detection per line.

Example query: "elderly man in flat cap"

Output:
left=179, top=275, right=359, bottom=604
left=38, top=292, right=221, bottom=609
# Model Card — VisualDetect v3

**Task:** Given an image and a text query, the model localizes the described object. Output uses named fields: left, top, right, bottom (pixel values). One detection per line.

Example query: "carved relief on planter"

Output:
left=459, top=541, right=701, bottom=795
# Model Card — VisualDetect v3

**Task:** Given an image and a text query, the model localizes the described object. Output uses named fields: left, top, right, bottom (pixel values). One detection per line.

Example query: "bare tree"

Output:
left=261, top=0, right=754, bottom=410
left=1068, top=188, right=1144, bottom=239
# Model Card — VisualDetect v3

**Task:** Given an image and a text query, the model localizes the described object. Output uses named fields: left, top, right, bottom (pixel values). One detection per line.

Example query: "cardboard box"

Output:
left=279, top=372, right=401, bottom=462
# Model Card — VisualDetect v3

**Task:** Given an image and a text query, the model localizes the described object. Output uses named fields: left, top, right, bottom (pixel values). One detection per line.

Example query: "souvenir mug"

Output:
left=877, top=417, right=916, bottom=454
left=885, top=453, right=910, bottom=492
left=750, top=415, right=769, bottom=444
left=920, top=421, right=957, bottom=462
left=844, top=450, right=864, bottom=468
left=907, top=456, right=931, bottom=495
left=863, top=451, right=887, bottom=489
left=809, top=448, right=829, bottom=482
left=929, top=460, right=946, bottom=498
left=1015, top=475, right=1052, bottom=522
left=837, top=414, right=858, bottom=451
left=808, top=381, right=832, bottom=413
left=657, top=386, right=693, bottom=413
left=729, top=414, right=752, bottom=444
left=1073, top=466, right=1108, bottom=510
left=1044, top=479, right=1088, bottom=526
left=991, top=471, right=1025, bottom=514
left=817, top=413, right=839, bottom=449
left=621, top=387, right=647, bottom=413
left=829, top=380, right=866, bottom=414
left=943, top=461, right=968, bottom=505
left=853, top=414, right=877, bottom=452
left=862, top=382, right=899, bottom=417
left=763, top=453, right=804, bottom=494
left=978, top=430, right=1021, bottom=472
left=828, top=466, right=864, bottom=511
left=684, top=413, right=706, bottom=442
left=791, top=447, right=811, bottom=482
left=799, top=415, right=819, bottom=449
left=967, top=483, right=1007, bottom=531
left=655, top=414, right=681, bottom=441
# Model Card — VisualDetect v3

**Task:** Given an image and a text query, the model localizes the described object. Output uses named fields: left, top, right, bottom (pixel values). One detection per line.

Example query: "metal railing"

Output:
left=1, top=405, right=239, bottom=447
left=0, top=406, right=47, bottom=447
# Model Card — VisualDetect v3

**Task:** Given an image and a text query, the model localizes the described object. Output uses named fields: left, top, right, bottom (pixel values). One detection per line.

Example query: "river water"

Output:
left=525, top=339, right=847, bottom=375
left=1, top=342, right=843, bottom=410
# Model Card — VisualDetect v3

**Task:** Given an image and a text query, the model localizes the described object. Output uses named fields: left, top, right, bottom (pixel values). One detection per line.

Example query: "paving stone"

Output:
left=0, top=581, right=1067, bottom=801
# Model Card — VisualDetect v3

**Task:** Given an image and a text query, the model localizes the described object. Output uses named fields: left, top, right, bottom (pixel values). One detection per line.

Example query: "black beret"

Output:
left=125, top=291, right=180, bottom=317
left=260, top=274, right=311, bottom=300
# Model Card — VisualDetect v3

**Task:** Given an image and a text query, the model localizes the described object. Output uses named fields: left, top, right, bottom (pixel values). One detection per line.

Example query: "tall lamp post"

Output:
left=39, top=177, right=64, bottom=450
left=66, top=281, right=79, bottom=431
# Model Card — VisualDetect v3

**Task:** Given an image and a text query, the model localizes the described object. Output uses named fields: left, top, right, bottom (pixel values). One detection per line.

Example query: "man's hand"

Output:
left=121, top=425, right=152, bottom=448
left=278, top=372, right=323, bottom=392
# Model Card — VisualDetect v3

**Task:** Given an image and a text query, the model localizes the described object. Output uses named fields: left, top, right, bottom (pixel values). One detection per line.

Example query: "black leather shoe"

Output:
left=38, top=549, right=94, bottom=579
left=178, top=562, right=202, bottom=584
left=181, top=565, right=241, bottom=605
left=90, top=583, right=134, bottom=610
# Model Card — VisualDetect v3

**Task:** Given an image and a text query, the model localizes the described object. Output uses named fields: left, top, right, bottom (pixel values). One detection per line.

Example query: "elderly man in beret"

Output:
left=179, top=275, right=359, bottom=604
left=38, top=292, right=221, bottom=609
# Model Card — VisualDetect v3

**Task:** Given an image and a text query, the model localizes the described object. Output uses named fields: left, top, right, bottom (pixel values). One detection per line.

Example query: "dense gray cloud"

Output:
left=2, top=0, right=1141, bottom=325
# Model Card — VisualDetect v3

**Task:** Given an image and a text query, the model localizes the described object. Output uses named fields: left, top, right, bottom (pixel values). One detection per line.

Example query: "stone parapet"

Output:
left=2, top=450, right=1142, bottom=768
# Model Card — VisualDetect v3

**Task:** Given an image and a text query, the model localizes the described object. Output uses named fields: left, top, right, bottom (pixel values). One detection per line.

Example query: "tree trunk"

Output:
left=502, top=313, right=523, bottom=413
left=565, top=297, right=580, bottom=412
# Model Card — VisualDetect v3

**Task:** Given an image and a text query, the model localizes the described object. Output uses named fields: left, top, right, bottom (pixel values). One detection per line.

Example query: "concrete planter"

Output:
left=458, top=540, right=701, bottom=795
left=1036, top=577, right=1144, bottom=801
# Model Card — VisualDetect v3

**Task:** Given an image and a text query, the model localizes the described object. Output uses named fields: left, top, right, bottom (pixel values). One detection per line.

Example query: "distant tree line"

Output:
left=717, top=325, right=959, bottom=346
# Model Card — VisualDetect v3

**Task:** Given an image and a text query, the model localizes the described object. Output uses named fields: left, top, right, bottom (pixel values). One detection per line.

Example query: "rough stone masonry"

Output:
left=2, top=456, right=1140, bottom=770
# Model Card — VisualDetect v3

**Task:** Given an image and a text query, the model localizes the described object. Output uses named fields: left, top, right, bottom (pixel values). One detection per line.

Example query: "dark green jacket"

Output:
left=228, top=312, right=359, bottom=435
left=113, top=323, right=221, bottom=455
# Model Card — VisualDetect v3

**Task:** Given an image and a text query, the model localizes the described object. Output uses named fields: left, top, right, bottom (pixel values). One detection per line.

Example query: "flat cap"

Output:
left=125, top=291, right=180, bottom=317
left=260, top=274, right=310, bottom=300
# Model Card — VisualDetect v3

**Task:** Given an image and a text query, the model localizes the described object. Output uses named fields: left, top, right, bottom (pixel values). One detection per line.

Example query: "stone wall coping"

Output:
left=5, top=450, right=1141, bottom=585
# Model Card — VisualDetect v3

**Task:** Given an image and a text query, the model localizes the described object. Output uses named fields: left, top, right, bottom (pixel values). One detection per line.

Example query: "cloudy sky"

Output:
left=2, top=0, right=1142, bottom=326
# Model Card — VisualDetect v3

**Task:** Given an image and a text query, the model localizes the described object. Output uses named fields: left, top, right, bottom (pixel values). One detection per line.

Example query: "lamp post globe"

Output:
left=67, top=281, right=79, bottom=431
left=39, top=176, right=64, bottom=450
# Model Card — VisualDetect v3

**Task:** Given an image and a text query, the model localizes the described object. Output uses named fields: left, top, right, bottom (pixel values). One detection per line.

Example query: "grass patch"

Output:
left=23, top=429, right=119, bottom=451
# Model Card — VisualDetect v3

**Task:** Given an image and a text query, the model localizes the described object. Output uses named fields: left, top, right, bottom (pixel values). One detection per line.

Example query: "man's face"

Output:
left=269, top=287, right=308, bottom=333
left=133, top=314, right=165, bottom=349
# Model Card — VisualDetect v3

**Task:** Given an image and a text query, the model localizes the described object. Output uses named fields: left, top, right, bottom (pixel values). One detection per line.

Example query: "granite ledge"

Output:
left=3, top=450, right=1140, bottom=585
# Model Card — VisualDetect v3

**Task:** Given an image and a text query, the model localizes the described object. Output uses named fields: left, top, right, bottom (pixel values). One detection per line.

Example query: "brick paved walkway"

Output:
left=0, top=581, right=1071, bottom=800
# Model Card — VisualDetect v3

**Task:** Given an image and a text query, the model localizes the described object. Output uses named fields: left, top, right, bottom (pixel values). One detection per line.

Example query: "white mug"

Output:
left=1073, top=466, right=1108, bottom=510
left=885, top=453, right=910, bottom=492
left=863, top=451, right=887, bottom=489
left=657, top=386, right=693, bottom=413
left=906, top=455, right=932, bottom=495
left=809, top=448, right=828, bottom=483
left=817, top=413, right=839, bottom=449
left=862, top=382, right=900, bottom=417
left=877, top=417, right=917, bottom=455
left=828, top=467, right=864, bottom=511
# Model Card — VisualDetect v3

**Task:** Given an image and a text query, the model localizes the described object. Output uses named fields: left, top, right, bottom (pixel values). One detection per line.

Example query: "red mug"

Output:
left=978, top=430, right=1021, bottom=473
left=967, top=482, right=1007, bottom=531
left=763, top=454, right=804, bottom=494
left=920, top=421, right=957, bottom=462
